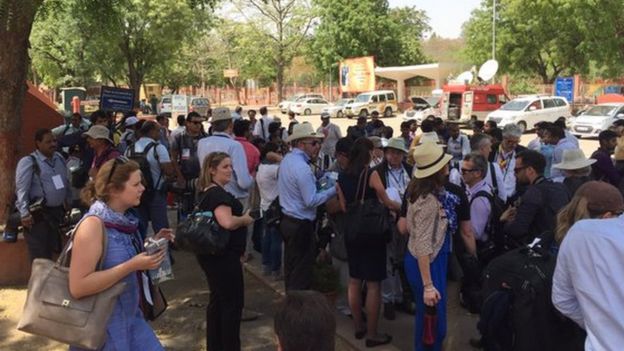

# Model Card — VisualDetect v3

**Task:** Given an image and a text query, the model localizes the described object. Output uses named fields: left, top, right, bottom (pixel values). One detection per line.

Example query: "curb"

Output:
left=243, top=258, right=401, bottom=351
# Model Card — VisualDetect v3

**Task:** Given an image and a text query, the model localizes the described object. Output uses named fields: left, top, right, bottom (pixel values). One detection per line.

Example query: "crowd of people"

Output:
left=6, top=103, right=624, bottom=350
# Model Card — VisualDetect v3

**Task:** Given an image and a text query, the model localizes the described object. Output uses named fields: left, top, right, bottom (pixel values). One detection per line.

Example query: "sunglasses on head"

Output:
left=107, top=156, right=129, bottom=184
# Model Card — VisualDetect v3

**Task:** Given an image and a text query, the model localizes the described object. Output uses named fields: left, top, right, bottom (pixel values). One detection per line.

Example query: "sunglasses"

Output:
left=107, top=156, right=129, bottom=184
left=513, top=166, right=528, bottom=174
left=460, top=168, right=479, bottom=175
left=302, top=140, right=321, bottom=146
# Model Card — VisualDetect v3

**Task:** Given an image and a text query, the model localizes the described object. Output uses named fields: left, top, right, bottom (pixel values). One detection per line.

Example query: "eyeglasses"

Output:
left=513, top=166, right=527, bottom=174
left=107, top=156, right=129, bottom=184
left=302, top=140, right=321, bottom=146
left=189, top=120, right=203, bottom=125
left=460, top=168, right=479, bottom=175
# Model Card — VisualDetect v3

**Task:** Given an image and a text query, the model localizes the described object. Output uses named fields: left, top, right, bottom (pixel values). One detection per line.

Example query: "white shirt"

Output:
left=447, top=134, right=471, bottom=165
left=252, top=115, right=275, bottom=141
left=256, top=163, right=280, bottom=211
left=553, top=216, right=624, bottom=351
left=317, top=123, right=342, bottom=157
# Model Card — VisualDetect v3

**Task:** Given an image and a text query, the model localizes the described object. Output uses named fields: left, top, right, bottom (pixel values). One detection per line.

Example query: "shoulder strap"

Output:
left=470, top=190, right=493, bottom=205
left=57, top=216, right=109, bottom=271
left=63, top=124, right=71, bottom=135
left=28, top=154, right=40, bottom=176
left=489, top=162, right=499, bottom=195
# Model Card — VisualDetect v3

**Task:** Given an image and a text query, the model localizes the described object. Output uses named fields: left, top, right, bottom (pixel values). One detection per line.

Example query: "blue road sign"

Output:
left=554, top=77, right=574, bottom=103
left=99, top=86, right=135, bottom=112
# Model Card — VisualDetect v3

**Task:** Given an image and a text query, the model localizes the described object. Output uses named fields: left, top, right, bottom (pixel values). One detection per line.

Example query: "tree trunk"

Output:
left=0, top=1, right=42, bottom=222
left=276, top=61, right=284, bottom=103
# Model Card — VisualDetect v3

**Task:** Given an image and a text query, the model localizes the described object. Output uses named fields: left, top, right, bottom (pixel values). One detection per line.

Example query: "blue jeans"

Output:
left=261, top=219, right=282, bottom=272
left=404, top=250, right=449, bottom=351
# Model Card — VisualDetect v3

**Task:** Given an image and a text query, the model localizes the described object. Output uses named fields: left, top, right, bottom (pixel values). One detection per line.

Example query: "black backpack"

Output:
left=127, top=142, right=159, bottom=191
left=478, top=235, right=585, bottom=351
left=470, top=188, right=505, bottom=263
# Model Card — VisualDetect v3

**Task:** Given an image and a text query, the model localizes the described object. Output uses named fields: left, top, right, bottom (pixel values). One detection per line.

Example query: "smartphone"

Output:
left=144, top=237, right=168, bottom=255
left=249, top=209, right=261, bottom=220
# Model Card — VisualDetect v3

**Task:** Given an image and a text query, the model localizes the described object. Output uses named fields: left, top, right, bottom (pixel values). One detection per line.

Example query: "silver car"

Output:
left=322, top=98, right=354, bottom=118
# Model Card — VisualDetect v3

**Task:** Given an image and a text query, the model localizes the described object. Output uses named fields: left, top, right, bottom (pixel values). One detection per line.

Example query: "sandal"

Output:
left=365, top=333, right=392, bottom=348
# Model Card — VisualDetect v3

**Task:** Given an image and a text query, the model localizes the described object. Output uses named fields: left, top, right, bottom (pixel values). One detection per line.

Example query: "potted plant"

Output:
left=311, top=261, right=341, bottom=307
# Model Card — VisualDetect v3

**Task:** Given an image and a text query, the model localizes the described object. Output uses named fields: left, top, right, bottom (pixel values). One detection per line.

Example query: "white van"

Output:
left=485, top=95, right=571, bottom=132
left=344, top=90, right=398, bottom=118
left=571, top=103, right=624, bottom=138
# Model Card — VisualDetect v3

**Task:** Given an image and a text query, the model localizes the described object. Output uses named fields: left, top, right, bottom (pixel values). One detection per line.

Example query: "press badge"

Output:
left=182, top=148, right=191, bottom=160
left=52, top=174, right=65, bottom=190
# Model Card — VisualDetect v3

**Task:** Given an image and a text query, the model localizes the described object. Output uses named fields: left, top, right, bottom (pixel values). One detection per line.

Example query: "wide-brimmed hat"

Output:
left=412, top=142, right=452, bottom=179
left=82, top=125, right=113, bottom=144
left=384, top=137, right=408, bottom=153
left=286, top=122, right=324, bottom=142
left=552, top=149, right=596, bottom=170
left=211, top=107, right=232, bottom=122
left=577, top=181, right=624, bottom=214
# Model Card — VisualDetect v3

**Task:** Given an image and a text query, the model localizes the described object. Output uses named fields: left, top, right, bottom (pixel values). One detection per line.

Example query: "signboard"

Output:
left=339, top=56, right=376, bottom=93
left=99, top=86, right=135, bottom=112
left=171, top=94, right=188, bottom=118
left=554, top=77, right=574, bottom=104
left=223, top=69, right=239, bottom=78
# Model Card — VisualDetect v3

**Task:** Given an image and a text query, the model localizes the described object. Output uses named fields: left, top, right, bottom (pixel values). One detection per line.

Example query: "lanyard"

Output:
left=387, top=167, right=407, bottom=193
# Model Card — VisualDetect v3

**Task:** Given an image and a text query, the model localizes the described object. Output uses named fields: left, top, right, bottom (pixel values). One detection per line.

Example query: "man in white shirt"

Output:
left=447, top=122, right=470, bottom=167
left=552, top=181, right=624, bottom=351
left=252, top=106, right=275, bottom=141
left=317, top=113, right=342, bottom=169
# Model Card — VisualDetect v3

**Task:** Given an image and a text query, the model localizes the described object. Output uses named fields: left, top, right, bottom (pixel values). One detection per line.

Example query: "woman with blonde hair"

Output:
left=195, top=152, right=254, bottom=351
left=69, top=156, right=174, bottom=350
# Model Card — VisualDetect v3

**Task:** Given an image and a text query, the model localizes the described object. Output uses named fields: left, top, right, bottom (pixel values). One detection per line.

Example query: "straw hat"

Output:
left=211, top=107, right=232, bottom=122
left=384, top=137, right=408, bottom=153
left=411, top=142, right=452, bottom=178
left=82, top=125, right=113, bottom=144
left=286, top=122, right=324, bottom=142
left=552, top=149, right=596, bottom=170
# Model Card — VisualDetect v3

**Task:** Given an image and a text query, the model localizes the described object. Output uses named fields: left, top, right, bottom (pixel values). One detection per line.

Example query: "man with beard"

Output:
left=591, top=130, right=622, bottom=187
left=499, top=150, right=570, bottom=246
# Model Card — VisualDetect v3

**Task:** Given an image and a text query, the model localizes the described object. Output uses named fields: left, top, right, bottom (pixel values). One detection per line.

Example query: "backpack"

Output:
left=127, top=142, right=159, bottom=191
left=478, top=235, right=585, bottom=351
left=470, top=189, right=505, bottom=263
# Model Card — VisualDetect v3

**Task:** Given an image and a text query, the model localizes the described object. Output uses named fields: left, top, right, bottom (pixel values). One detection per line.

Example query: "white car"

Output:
left=402, top=96, right=441, bottom=122
left=278, top=94, right=324, bottom=114
left=571, top=103, right=624, bottom=138
left=485, top=95, right=571, bottom=132
left=157, top=95, right=172, bottom=116
left=322, top=98, right=354, bottom=118
left=289, top=98, right=331, bottom=115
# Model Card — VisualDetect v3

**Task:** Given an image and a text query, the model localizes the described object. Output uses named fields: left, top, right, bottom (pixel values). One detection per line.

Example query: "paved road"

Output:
left=267, top=110, right=599, bottom=157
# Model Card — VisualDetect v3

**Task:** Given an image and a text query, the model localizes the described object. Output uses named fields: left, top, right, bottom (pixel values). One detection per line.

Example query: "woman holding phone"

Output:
left=195, top=152, right=254, bottom=351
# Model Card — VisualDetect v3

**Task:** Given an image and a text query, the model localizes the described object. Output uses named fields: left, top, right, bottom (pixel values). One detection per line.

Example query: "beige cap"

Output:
left=82, top=125, right=113, bottom=144
left=211, top=107, right=232, bottom=122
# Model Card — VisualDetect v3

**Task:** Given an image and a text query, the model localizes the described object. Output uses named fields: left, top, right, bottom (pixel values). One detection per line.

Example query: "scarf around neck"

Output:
left=88, top=200, right=139, bottom=234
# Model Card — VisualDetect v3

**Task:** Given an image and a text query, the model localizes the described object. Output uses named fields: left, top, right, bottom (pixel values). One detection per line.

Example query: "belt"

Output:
left=282, top=214, right=313, bottom=224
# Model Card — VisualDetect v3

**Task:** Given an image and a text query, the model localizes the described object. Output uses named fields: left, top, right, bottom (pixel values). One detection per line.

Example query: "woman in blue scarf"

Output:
left=68, top=156, right=174, bottom=350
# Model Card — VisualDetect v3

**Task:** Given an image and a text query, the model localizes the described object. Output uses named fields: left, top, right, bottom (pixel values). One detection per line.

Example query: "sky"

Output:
left=388, top=0, right=482, bottom=39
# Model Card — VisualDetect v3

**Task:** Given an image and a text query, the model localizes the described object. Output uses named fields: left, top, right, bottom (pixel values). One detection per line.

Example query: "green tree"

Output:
left=232, top=0, right=314, bottom=101
left=462, top=0, right=589, bottom=84
left=310, top=1, right=430, bottom=74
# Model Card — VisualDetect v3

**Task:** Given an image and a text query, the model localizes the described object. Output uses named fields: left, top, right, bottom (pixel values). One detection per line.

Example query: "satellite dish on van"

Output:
left=456, top=71, right=473, bottom=84
left=478, top=60, right=499, bottom=82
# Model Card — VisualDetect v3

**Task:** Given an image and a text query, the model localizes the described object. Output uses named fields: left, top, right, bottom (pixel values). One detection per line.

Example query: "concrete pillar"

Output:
left=397, top=79, right=406, bottom=101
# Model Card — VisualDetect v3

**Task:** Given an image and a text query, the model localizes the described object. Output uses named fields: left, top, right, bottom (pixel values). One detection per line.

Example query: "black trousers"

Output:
left=279, top=215, right=315, bottom=290
left=24, top=206, right=64, bottom=261
left=197, top=252, right=244, bottom=351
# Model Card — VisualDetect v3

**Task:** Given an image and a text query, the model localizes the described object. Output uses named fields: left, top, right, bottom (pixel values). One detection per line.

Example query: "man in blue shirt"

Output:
left=15, top=128, right=71, bottom=260
left=278, top=122, right=337, bottom=290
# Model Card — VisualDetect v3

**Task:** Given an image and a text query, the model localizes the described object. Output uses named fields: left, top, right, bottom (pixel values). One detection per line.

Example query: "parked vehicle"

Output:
left=402, top=96, right=441, bottom=122
left=290, top=98, right=331, bottom=115
left=344, top=90, right=398, bottom=118
left=485, top=95, right=571, bottom=133
left=278, top=93, right=324, bottom=113
left=441, top=84, right=509, bottom=123
left=571, top=103, right=624, bottom=138
left=157, top=95, right=172, bottom=116
left=189, top=96, right=210, bottom=117
left=322, top=98, right=354, bottom=118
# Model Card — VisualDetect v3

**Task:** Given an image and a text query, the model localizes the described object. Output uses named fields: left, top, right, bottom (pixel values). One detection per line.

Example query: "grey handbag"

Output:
left=17, top=217, right=127, bottom=350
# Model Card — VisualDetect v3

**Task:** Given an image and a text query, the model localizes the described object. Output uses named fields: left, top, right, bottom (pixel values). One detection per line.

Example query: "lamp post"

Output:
left=492, top=0, right=496, bottom=60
